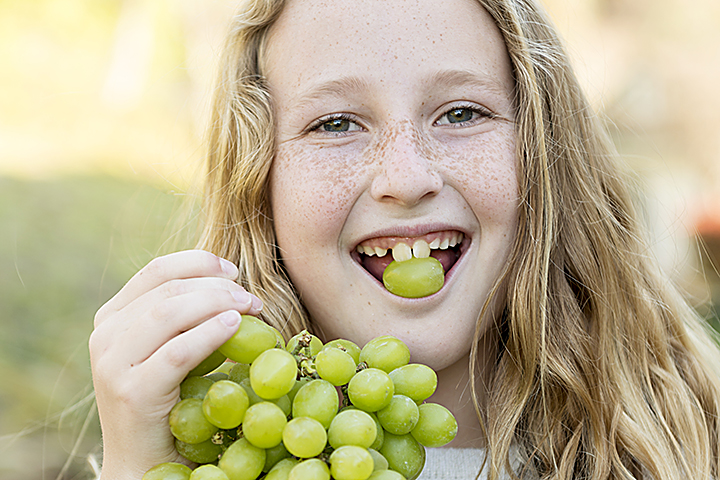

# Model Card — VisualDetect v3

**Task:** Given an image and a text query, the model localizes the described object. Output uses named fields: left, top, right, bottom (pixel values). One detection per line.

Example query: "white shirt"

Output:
left=418, top=448, right=489, bottom=479
left=418, top=447, right=526, bottom=480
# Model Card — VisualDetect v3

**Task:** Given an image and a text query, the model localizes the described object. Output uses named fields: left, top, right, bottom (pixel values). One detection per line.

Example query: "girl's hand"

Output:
left=89, top=250, right=263, bottom=480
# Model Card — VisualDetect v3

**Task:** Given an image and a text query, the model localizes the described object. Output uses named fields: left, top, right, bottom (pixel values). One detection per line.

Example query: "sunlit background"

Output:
left=1, top=0, right=719, bottom=478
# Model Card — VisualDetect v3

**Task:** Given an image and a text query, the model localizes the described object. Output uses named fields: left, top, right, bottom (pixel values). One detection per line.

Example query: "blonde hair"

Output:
left=196, top=0, right=720, bottom=478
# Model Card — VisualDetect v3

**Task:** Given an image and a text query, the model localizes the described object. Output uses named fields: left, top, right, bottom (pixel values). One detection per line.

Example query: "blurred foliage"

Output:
left=0, top=175, right=189, bottom=479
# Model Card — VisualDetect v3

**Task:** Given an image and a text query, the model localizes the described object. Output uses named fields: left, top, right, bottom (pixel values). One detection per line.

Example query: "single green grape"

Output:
left=359, top=336, right=410, bottom=373
left=410, top=403, right=458, bottom=448
left=180, top=375, right=214, bottom=400
left=202, top=380, right=249, bottom=429
left=378, top=432, right=426, bottom=480
left=250, top=348, right=297, bottom=399
left=169, top=398, right=218, bottom=444
left=263, top=442, right=292, bottom=472
left=143, top=462, right=192, bottom=480
left=265, top=458, right=299, bottom=480
left=188, top=350, right=227, bottom=377
left=228, top=363, right=251, bottom=384
left=282, top=416, right=327, bottom=458
left=382, top=257, right=444, bottom=298
left=329, top=445, right=375, bottom=480
left=315, top=347, right=356, bottom=386
left=322, top=339, right=362, bottom=364
left=387, top=364, right=437, bottom=404
left=343, top=405, right=384, bottom=450
left=288, top=458, right=330, bottom=480
left=291, top=379, right=339, bottom=429
left=328, top=409, right=377, bottom=449
left=367, top=448, right=389, bottom=472
left=242, top=401, right=288, bottom=449
left=376, top=395, right=419, bottom=435
left=348, top=368, right=394, bottom=412
left=189, top=465, right=229, bottom=480
left=218, top=315, right=278, bottom=364
left=175, top=437, right=222, bottom=464
left=286, top=332, right=323, bottom=356
left=217, top=438, right=266, bottom=480
left=367, top=470, right=407, bottom=480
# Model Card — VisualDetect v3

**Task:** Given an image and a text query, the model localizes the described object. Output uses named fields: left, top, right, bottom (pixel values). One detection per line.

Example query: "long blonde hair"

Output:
left=196, top=0, right=720, bottom=478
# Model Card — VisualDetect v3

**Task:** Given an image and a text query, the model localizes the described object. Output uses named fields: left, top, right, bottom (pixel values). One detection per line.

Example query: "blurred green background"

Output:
left=0, top=0, right=719, bottom=479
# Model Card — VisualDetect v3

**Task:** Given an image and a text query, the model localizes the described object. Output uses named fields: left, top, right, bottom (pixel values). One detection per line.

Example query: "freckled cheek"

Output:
left=270, top=144, right=362, bottom=247
left=433, top=132, right=518, bottom=224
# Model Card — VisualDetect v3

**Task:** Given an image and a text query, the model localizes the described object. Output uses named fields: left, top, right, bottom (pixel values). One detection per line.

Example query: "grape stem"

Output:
left=211, top=431, right=224, bottom=445
left=340, top=384, right=350, bottom=409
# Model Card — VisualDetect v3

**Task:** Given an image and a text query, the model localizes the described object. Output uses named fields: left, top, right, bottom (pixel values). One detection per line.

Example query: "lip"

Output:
left=350, top=224, right=472, bottom=299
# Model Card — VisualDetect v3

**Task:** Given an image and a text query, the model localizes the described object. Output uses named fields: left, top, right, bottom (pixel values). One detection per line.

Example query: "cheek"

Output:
left=433, top=129, right=518, bottom=224
left=270, top=143, right=362, bottom=246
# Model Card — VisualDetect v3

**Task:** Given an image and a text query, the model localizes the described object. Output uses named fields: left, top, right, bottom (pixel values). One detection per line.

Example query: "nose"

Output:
left=369, top=124, right=443, bottom=207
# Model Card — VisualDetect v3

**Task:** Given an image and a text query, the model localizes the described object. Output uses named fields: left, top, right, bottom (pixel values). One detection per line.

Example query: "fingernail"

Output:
left=220, top=258, right=239, bottom=278
left=219, top=310, right=241, bottom=327
left=251, top=295, right=263, bottom=312
left=232, top=290, right=251, bottom=305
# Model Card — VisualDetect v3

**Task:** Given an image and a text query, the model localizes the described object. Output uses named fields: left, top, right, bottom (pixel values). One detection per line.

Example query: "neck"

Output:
left=427, top=349, right=489, bottom=449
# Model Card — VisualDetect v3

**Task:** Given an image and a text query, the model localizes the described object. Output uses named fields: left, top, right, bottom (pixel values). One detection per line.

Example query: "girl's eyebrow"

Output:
left=289, top=76, right=372, bottom=110
left=425, top=69, right=510, bottom=99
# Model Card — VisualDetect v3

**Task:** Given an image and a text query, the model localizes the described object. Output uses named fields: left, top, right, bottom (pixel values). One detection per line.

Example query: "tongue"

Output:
left=430, top=249, right=460, bottom=272
left=362, top=255, right=393, bottom=282
left=361, top=249, right=459, bottom=283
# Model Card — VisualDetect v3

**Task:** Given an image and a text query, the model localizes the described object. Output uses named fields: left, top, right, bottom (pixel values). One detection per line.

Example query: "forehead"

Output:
left=263, top=0, right=514, bottom=97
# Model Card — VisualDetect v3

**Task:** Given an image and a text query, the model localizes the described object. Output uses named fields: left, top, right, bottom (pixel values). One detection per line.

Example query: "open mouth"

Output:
left=352, top=230, right=466, bottom=284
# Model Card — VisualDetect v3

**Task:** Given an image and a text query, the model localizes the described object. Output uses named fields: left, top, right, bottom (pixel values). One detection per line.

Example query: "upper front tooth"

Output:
left=439, top=238, right=449, bottom=250
left=392, top=242, right=412, bottom=262
left=374, top=247, right=388, bottom=257
left=429, top=238, right=440, bottom=249
left=412, top=239, right=431, bottom=258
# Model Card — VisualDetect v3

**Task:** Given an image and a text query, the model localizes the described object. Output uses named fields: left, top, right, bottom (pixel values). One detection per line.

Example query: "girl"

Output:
left=89, top=0, right=720, bottom=479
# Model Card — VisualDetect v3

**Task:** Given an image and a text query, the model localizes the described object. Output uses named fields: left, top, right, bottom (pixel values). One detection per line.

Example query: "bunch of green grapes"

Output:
left=143, top=316, right=457, bottom=480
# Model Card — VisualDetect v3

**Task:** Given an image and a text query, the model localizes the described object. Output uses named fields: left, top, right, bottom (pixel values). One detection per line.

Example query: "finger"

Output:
left=118, top=276, right=257, bottom=323
left=90, top=278, right=262, bottom=356
left=138, top=310, right=242, bottom=393
left=117, top=288, right=254, bottom=365
left=95, top=250, right=239, bottom=327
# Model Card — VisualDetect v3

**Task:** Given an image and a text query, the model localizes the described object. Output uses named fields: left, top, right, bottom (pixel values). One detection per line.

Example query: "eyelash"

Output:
left=434, top=104, right=496, bottom=127
left=306, top=104, right=497, bottom=136
left=306, top=113, right=360, bottom=136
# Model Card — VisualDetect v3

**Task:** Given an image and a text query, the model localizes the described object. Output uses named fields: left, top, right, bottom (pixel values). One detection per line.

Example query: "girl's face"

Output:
left=266, top=0, right=518, bottom=371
